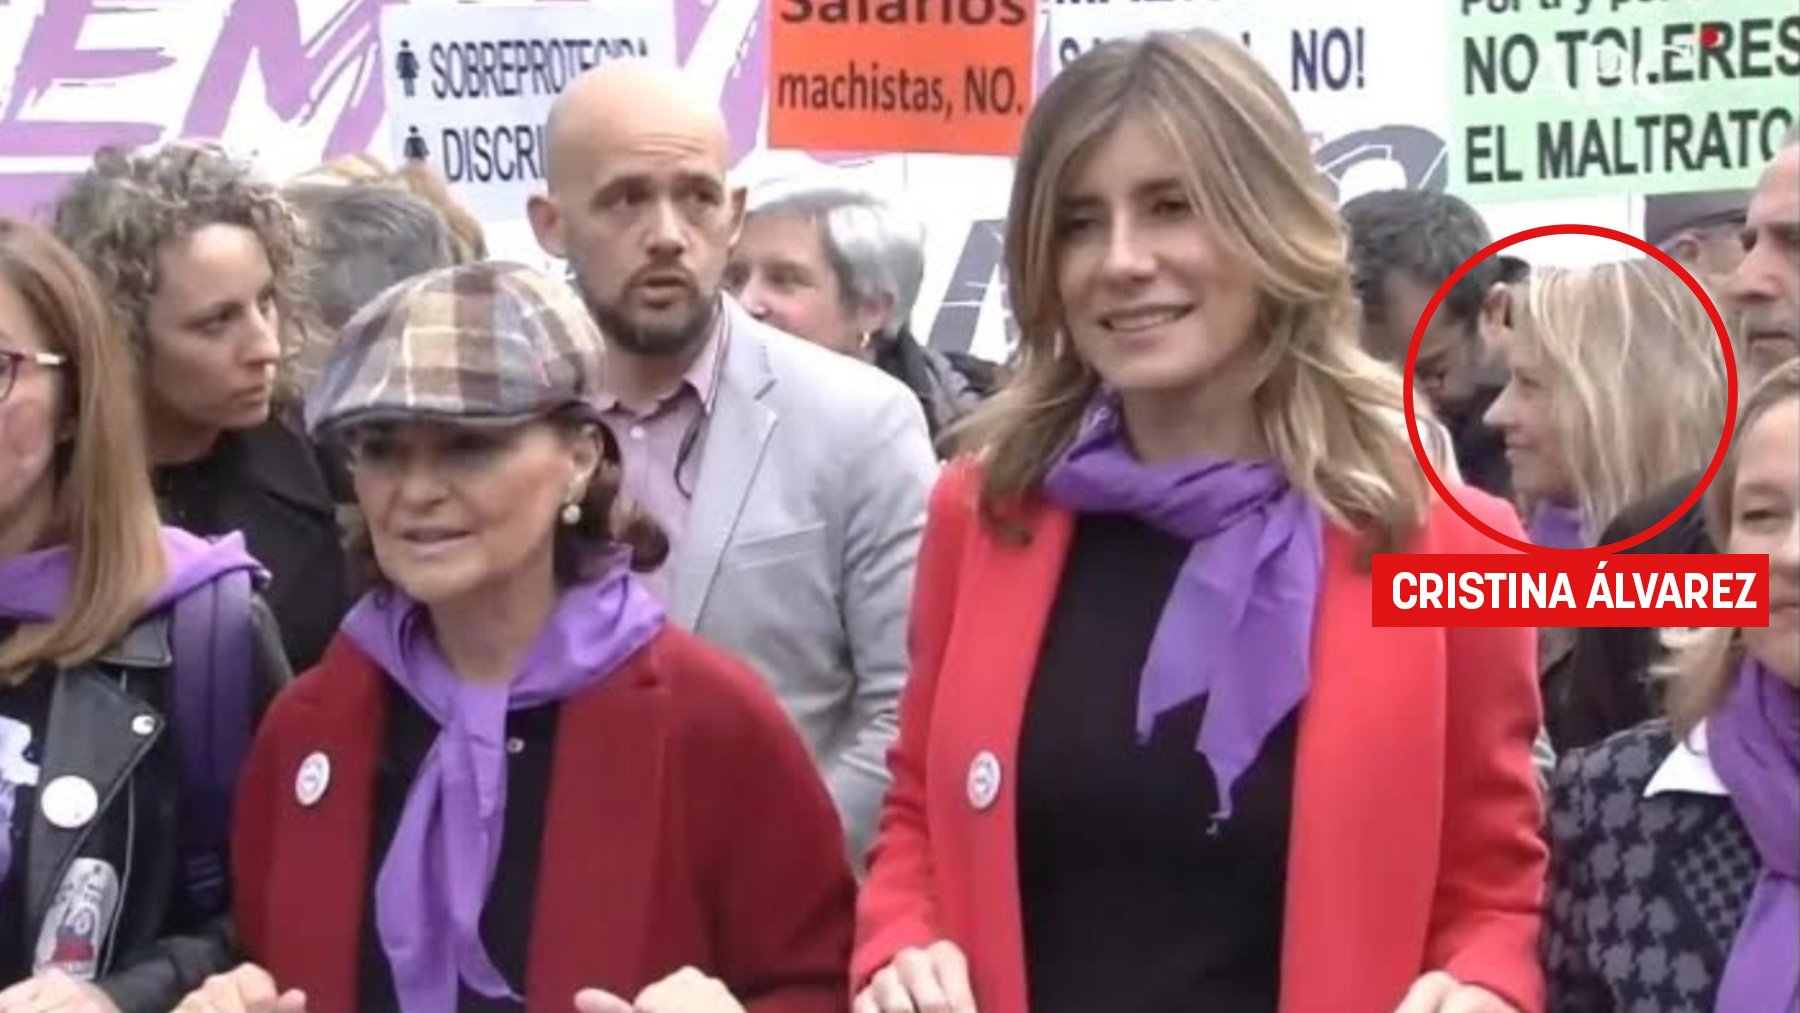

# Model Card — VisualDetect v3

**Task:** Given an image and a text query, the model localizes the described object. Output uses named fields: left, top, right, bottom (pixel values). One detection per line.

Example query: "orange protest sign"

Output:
left=767, top=0, right=1036, bottom=156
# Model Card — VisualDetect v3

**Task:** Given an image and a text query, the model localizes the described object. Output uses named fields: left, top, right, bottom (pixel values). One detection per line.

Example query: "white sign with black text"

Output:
left=381, top=0, right=677, bottom=223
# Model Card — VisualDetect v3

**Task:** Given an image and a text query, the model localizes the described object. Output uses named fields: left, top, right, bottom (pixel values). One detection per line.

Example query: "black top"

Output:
left=1445, top=384, right=1511, bottom=499
left=356, top=683, right=560, bottom=1012
left=1556, top=472, right=1712, bottom=750
left=0, top=624, right=52, bottom=984
left=1017, top=513, right=1296, bottom=1013
left=153, top=419, right=350, bottom=672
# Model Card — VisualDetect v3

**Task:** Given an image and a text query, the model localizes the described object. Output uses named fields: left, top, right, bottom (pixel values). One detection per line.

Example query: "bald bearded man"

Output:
left=528, top=64, right=937, bottom=866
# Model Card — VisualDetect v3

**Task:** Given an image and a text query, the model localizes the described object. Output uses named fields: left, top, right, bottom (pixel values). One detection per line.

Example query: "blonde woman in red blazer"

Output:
left=852, top=30, right=1547, bottom=1013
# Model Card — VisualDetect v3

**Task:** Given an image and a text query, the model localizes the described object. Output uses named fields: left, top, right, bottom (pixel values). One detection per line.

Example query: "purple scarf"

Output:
left=1041, top=396, right=1325, bottom=822
left=344, top=561, right=665, bottom=1013
left=1709, top=657, right=1800, bottom=1013
left=0, top=528, right=265, bottom=888
left=1526, top=502, right=1588, bottom=550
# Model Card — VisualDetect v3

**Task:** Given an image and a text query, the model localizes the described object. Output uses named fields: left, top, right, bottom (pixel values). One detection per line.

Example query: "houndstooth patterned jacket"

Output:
left=1543, top=720, right=1762, bottom=1013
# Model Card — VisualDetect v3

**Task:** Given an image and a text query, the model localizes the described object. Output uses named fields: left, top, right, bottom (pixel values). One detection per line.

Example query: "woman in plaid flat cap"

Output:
left=181, top=262, right=854, bottom=1013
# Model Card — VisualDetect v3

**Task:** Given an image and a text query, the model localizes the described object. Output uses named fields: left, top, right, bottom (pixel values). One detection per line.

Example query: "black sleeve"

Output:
left=93, top=600, right=293, bottom=1013
left=249, top=595, right=295, bottom=718
left=1559, top=489, right=1710, bottom=750
left=95, top=919, right=239, bottom=1013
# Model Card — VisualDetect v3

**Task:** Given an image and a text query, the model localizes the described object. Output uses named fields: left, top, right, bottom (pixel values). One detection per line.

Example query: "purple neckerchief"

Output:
left=1526, top=502, right=1588, bottom=550
left=345, top=562, right=665, bottom=1013
left=0, top=527, right=265, bottom=891
left=1709, top=657, right=1800, bottom=1013
left=1041, top=395, right=1325, bottom=823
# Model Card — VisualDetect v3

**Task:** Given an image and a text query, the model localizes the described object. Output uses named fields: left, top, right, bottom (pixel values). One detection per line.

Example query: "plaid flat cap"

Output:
left=304, top=261, right=605, bottom=438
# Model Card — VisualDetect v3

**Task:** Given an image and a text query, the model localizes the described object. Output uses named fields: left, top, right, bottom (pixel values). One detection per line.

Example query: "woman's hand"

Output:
left=170, top=964, right=308, bottom=1013
left=0, top=971, right=122, bottom=1013
left=574, top=967, right=746, bottom=1013
left=1394, top=972, right=1518, bottom=1013
left=853, top=941, right=977, bottom=1013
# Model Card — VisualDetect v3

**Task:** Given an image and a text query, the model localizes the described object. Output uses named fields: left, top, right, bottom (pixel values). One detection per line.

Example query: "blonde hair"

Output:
left=960, top=30, right=1428, bottom=551
left=1512, top=259, right=1728, bottom=532
left=1666, top=359, right=1800, bottom=735
left=0, top=219, right=166, bottom=681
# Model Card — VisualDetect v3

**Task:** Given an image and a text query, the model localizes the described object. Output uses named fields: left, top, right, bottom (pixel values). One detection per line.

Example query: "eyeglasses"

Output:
left=0, top=349, right=65, bottom=404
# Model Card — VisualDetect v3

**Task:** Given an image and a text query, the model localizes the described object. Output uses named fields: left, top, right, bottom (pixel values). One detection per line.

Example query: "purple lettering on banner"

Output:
left=675, top=0, right=770, bottom=166
left=0, top=0, right=171, bottom=157
left=184, top=0, right=390, bottom=156
left=0, top=0, right=868, bottom=219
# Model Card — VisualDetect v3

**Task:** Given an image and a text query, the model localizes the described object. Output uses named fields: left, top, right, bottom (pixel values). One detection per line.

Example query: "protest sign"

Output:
left=1048, top=0, right=1454, bottom=196
left=767, top=0, right=1036, bottom=155
left=1452, top=0, right=1798, bottom=201
left=380, top=0, right=676, bottom=222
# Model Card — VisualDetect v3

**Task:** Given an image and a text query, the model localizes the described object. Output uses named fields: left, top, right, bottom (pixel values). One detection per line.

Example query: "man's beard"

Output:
left=579, top=277, right=717, bottom=360
left=1739, top=305, right=1800, bottom=375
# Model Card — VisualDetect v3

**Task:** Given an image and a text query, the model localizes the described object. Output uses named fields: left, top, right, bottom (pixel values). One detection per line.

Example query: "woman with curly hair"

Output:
left=51, top=140, right=349, bottom=671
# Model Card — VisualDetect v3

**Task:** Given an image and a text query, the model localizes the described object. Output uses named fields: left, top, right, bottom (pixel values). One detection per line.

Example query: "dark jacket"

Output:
left=872, top=328, right=994, bottom=456
left=1443, top=384, right=1511, bottom=499
left=5, top=603, right=288, bottom=1013
left=1544, top=720, right=1757, bottom=1012
left=1556, top=474, right=1712, bottom=750
left=154, top=419, right=350, bottom=672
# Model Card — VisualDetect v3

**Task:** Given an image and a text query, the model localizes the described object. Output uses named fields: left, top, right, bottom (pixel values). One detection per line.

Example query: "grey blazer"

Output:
left=669, top=301, right=938, bottom=863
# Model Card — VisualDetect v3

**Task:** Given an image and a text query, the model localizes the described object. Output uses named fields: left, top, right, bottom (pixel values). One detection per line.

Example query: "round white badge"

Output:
left=967, top=751, right=1002, bottom=812
left=130, top=714, right=158, bottom=737
left=295, top=752, right=331, bottom=807
left=40, top=776, right=100, bottom=830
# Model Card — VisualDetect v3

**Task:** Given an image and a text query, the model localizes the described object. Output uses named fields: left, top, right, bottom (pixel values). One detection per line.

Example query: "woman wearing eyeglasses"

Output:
left=179, top=262, right=854, bottom=1013
left=0, top=219, right=287, bottom=1013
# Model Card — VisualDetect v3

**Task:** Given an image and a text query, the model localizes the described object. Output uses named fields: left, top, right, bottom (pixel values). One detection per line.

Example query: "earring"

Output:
left=560, top=501, right=582, bottom=526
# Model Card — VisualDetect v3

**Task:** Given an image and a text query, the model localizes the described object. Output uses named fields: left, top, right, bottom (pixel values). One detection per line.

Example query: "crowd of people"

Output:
left=0, top=25, right=1793, bottom=1013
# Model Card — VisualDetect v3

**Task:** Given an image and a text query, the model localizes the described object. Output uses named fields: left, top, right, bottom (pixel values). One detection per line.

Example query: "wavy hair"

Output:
left=1665, top=359, right=1800, bottom=735
left=0, top=219, right=165, bottom=680
left=49, top=141, right=308, bottom=371
left=1511, top=259, right=1728, bottom=532
left=957, top=29, right=1428, bottom=551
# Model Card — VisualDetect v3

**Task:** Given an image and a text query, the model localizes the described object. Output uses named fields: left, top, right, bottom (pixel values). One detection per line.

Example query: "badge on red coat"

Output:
left=967, top=751, right=1002, bottom=811
left=296, top=752, right=331, bottom=807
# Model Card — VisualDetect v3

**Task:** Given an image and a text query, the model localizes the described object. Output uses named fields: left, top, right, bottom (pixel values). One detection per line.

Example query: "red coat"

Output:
left=854, top=464, right=1548, bottom=1013
left=234, top=626, right=856, bottom=1013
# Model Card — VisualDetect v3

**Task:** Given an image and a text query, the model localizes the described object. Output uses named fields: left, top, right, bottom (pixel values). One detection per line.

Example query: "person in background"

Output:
left=1561, top=121, right=1800, bottom=750
left=726, top=179, right=992, bottom=452
left=1545, top=358, right=1799, bottom=1012
left=1644, top=188, right=1751, bottom=284
left=1484, top=258, right=1728, bottom=744
left=183, top=262, right=853, bottom=1013
left=854, top=31, right=1545, bottom=1013
left=283, top=183, right=460, bottom=394
left=50, top=141, right=349, bottom=674
left=289, top=156, right=487, bottom=265
left=0, top=218, right=288, bottom=1013
left=1343, top=188, right=1511, bottom=496
left=526, top=62, right=937, bottom=865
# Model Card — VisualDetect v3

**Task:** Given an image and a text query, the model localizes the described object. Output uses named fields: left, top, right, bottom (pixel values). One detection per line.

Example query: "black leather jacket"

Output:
left=8, top=601, right=288, bottom=1013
